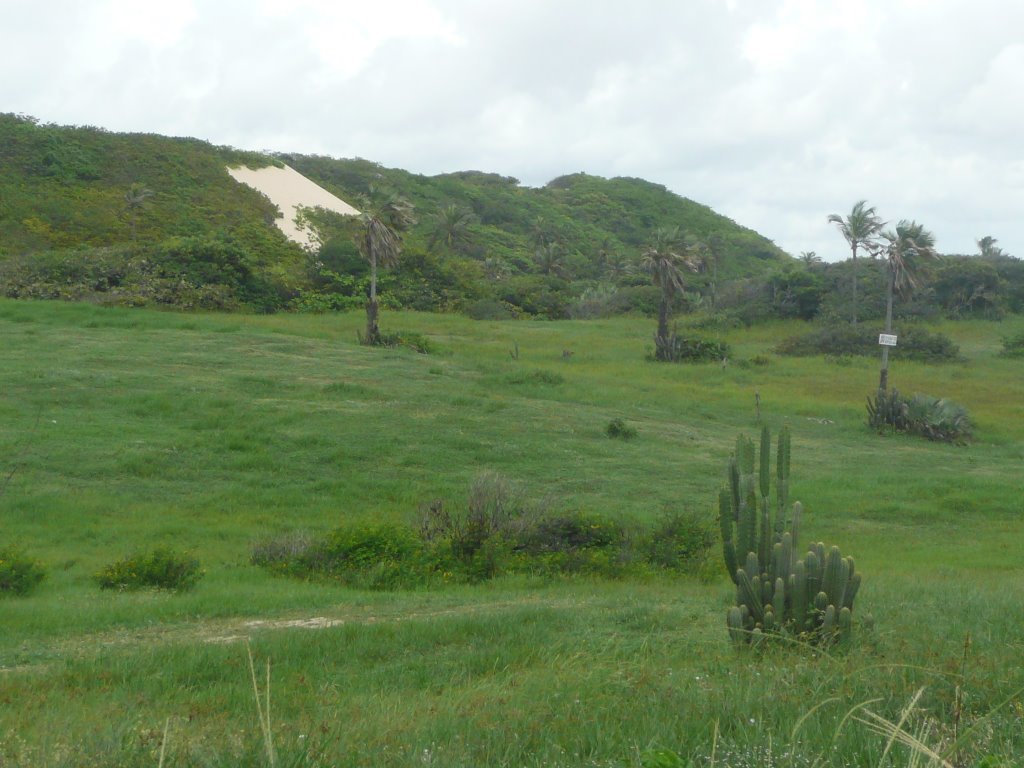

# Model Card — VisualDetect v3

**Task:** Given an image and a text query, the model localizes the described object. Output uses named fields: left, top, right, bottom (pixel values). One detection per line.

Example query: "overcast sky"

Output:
left=3, top=0, right=1021, bottom=260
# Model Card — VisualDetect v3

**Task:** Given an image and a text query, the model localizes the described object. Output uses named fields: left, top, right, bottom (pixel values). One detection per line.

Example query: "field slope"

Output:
left=1, top=300, right=1022, bottom=766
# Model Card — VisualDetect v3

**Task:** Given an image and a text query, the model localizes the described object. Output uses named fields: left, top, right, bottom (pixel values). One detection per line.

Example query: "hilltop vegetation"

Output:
left=0, top=113, right=789, bottom=317
left=2, top=113, right=1023, bottom=330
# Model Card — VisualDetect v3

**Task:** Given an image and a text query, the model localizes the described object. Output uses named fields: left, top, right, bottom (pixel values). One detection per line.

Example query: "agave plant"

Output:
left=906, top=394, right=973, bottom=443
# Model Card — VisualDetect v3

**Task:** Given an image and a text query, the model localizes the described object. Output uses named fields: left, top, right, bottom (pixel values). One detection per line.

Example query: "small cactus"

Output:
left=720, top=427, right=864, bottom=648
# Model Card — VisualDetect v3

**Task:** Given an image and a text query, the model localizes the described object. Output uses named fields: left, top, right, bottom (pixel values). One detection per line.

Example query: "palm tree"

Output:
left=706, top=234, right=724, bottom=310
left=877, top=221, right=939, bottom=391
left=528, top=216, right=553, bottom=250
left=124, top=182, right=154, bottom=243
left=798, top=250, right=822, bottom=267
left=602, top=252, right=633, bottom=282
left=827, top=200, right=884, bottom=324
left=483, top=257, right=510, bottom=281
left=640, top=226, right=698, bottom=360
left=358, top=192, right=415, bottom=345
left=428, top=204, right=476, bottom=254
left=976, top=236, right=1004, bottom=259
left=533, top=242, right=568, bottom=278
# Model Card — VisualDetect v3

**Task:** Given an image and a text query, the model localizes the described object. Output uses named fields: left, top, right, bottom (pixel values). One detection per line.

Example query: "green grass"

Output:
left=1, top=299, right=1023, bottom=766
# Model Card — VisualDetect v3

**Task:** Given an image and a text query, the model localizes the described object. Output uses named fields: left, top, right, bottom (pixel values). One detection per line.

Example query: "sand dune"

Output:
left=227, top=164, right=359, bottom=249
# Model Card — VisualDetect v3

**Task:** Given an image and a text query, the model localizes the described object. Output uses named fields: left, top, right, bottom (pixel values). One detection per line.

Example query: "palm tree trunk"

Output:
left=655, top=293, right=671, bottom=360
left=850, top=242, right=858, bottom=325
left=710, top=258, right=718, bottom=310
left=365, top=251, right=380, bottom=345
left=878, top=263, right=895, bottom=392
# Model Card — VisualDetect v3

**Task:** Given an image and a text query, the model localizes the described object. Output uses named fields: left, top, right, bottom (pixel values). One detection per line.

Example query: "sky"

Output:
left=3, top=0, right=1022, bottom=261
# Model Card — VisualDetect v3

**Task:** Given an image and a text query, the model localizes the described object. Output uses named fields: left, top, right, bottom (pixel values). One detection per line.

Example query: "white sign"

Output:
left=879, top=334, right=898, bottom=347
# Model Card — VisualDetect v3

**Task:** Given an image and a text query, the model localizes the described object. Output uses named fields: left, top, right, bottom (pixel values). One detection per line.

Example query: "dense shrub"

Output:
left=641, top=510, right=716, bottom=574
left=517, top=511, right=625, bottom=555
left=0, top=239, right=279, bottom=311
left=0, top=548, right=47, bottom=596
left=313, top=523, right=431, bottom=590
left=999, top=333, right=1024, bottom=358
left=465, top=299, right=516, bottom=320
left=251, top=523, right=435, bottom=590
left=505, top=369, right=564, bottom=386
left=867, top=389, right=973, bottom=443
left=442, top=472, right=534, bottom=580
left=250, top=531, right=315, bottom=570
left=777, top=323, right=960, bottom=362
left=651, top=331, right=730, bottom=363
left=255, top=473, right=717, bottom=589
left=290, top=290, right=365, bottom=313
left=606, top=418, right=637, bottom=440
left=363, top=329, right=434, bottom=354
left=96, top=548, right=203, bottom=591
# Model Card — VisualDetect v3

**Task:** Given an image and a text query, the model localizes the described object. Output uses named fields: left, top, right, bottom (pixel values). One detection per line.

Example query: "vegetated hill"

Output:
left=0, top=113, right=791, bottom=316
left=279, top=155, right=789, bottom=282
left=0, top=113, right=287, bottom=256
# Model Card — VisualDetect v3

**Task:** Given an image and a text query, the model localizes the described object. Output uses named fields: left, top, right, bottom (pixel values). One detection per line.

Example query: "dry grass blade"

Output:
left=854, top=688, right=952, bottom=768
left=246, top=643, right=277, bottom=767
left=157, top=717, right=170, bottom=768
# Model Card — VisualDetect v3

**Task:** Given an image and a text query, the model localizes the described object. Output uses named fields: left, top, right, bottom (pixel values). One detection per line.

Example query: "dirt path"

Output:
left=0, top=595, right=593, bottom=675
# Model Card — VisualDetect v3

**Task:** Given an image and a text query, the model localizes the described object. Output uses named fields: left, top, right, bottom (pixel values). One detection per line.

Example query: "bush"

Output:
left=96, top=548, right=203, bottom=591
left=999, top=333, right=1024, bottom=358
left=867, top=389, right=973, bottom=444
left=290, top=290, right=365, bottom=313
left=517, top=511, right=625, bottom=555
left=606, top=418, right=637, bottom=440
left=254, top=474, right=719, bottom=589
left=651, top=331, right=730, bottom=363
left=367, top=330, right=434, bottom=354
left=250, top=531, right=315, bottom=571
left=256, top=523, right=438, bottom=590
left=777, top=323, right=960, bottom=362
left=465, top=299, right=516, bottom=320
left=641, top=510, right=716, bottom=574
left=0, top=548, right=46, bottom=596
left=306, top=523, right=431, bottom=590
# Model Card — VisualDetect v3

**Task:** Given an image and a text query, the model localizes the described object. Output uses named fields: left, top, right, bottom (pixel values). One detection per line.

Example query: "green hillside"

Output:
left=281, top=155, right=787, bottom=282
left=0, top=114, right=790, bottom=316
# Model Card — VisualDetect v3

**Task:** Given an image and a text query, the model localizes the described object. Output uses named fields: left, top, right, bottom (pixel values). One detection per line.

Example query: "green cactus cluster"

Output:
left=720, top=426, right=862, bottom=647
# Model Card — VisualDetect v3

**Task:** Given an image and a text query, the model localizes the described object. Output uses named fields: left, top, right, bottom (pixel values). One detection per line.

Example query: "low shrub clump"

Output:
left=364, top=329, right=434, bottom=354
left=998, top=332, right=1024, bottom=358
left=253, top=473, right=716, bottom=589
left=606, top=418, right=637, bottom=440
left=867, top=389, right=973, bottom=443
left=776, top=323, right=960, bottom=362
left=641, top=510, right=716, bottom=576
left=96, top=548, right=203, bottom=591
left=505, top=369, right=564, bottom=386
left=651, top=330, right=730, bottom=363
left=0, top=548, right=46, bottom=596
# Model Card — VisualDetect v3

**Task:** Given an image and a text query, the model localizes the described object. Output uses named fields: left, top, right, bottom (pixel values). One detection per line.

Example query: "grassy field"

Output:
left=1, top=298, right=1022, bottom=767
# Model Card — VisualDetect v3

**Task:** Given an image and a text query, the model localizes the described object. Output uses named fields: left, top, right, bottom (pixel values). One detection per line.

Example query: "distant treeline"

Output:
left=1, top=113, right=1020, bottom=321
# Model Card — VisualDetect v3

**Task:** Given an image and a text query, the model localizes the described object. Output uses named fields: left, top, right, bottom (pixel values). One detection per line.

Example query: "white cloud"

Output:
left=1, top=0, right=1022, bottom=259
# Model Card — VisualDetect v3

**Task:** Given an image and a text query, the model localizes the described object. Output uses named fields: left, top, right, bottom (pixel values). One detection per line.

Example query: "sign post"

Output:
left=878, top=334, right=898, bottom=392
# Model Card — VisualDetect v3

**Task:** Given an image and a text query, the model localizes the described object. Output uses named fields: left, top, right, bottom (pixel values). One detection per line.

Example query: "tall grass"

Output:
left=0, top=299, right=1022, bottom=765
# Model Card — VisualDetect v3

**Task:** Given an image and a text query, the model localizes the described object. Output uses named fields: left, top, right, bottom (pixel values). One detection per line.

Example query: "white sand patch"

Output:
left=227, top=164, right=360, bottom=249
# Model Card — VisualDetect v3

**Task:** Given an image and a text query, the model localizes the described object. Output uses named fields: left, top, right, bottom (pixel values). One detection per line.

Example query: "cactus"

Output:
left=776, top=424, right=790, bottom=532
left=791, top=559, right=809, bottom=634
left=727, top=606, right=745, bottom=643
left=720, top=427, right=864, bottom=648
left=838, top=607, right=853, bottom=644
